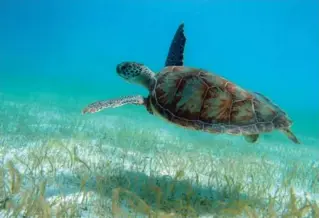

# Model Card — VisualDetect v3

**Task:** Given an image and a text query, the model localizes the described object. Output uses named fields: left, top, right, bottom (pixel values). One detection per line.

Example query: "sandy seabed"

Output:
left=0, top=94, right=319, bottom=217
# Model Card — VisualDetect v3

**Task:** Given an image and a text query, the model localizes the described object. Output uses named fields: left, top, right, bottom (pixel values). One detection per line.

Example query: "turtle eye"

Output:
left=121, top=65, right=127, bottom=71
left=116, top=63, right=130, bottom=78
left=116, top=64, right=126, bottom=73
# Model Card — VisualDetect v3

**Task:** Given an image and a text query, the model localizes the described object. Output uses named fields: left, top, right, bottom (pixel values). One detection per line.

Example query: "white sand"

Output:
left=0, top=95, right=318, bottom=217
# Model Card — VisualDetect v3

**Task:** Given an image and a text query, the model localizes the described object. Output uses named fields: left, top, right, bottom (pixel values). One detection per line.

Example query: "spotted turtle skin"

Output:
left=147, top=66, right=292, bottom=136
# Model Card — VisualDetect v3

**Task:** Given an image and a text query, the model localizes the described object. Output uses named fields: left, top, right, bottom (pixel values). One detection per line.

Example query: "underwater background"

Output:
left=1, top=0, right=319, bottom=217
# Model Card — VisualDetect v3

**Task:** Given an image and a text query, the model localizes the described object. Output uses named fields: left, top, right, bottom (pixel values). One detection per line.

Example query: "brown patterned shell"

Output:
left=149, top=66, right=292, bottom=135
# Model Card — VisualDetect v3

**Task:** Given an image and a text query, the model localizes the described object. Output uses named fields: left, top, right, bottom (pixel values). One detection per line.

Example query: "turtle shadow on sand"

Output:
left=52, top=168, right=266, bottom=217
left=103, top=170, right=266, bottom=216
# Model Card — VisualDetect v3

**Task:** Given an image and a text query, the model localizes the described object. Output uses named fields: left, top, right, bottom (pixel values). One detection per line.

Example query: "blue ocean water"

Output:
left=0, top=0, right=318, bottom=217
left=1, top=0, right=318, bottom=117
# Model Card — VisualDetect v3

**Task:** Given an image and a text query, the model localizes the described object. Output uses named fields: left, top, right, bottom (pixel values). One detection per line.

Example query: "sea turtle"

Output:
left=82, top=25, right=300, bottom=144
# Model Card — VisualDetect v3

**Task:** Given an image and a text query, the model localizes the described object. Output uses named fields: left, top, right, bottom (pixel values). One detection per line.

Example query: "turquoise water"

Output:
left=1, top=0, right=319, bottom=217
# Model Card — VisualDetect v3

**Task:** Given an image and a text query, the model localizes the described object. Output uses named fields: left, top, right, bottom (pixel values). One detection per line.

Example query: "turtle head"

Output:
left=116, top=62, right=155, bottom=89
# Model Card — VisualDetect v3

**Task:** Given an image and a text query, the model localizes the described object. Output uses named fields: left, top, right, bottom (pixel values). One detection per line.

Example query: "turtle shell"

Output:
left=149, top=66, right=292, bottom=135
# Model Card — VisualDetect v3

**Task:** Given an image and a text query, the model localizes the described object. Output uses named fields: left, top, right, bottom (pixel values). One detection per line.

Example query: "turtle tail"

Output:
left=281, top=128, right=300, bottom=144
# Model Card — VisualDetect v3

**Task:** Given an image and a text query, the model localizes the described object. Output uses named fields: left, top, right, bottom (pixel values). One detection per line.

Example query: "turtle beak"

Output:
left=116, top=64, right=123, bottom=76
left=116, top=64, right=122, bottom=74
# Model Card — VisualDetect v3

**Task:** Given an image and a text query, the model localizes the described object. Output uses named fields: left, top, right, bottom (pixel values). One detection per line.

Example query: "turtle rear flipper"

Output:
left=281, top=128, right=300, bottom=144
left=244, top=134, right=259, bottom=143
left=82, top=95, right=145, bottom=114
left=165, top=23, right=186, bottom=67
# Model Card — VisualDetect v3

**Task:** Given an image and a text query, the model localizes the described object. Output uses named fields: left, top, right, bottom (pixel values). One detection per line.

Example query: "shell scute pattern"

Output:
left=256, top=122, right=274, bottom=133
left=231, top=99, right=256, bottom=125
left=151, top=67, right=284, bottom=135
left=239, top=125, right=259, bottom=135
left=199, top=86, right=232, bottom=124
left=154, top=68, right=206, bottom=121
left=253, top=93, right=291, bottom=131
left=175, top=74, right=206, bottom=117
left=253, top=98, right=276, bottom=122
left=204, top=124, right=225, bottom=134
left=153, top=70, right=184, bottom=112
left=225, top=125, right=241, bottom=135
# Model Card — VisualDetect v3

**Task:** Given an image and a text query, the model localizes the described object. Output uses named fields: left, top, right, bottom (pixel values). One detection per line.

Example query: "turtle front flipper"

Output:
left=244, top=134, right=259, bottom=143
left=165, top=23, right=186, bottom=67
left=281, top=128, right=300, bottom=144
left=82, top=95, right=145, bottom=114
